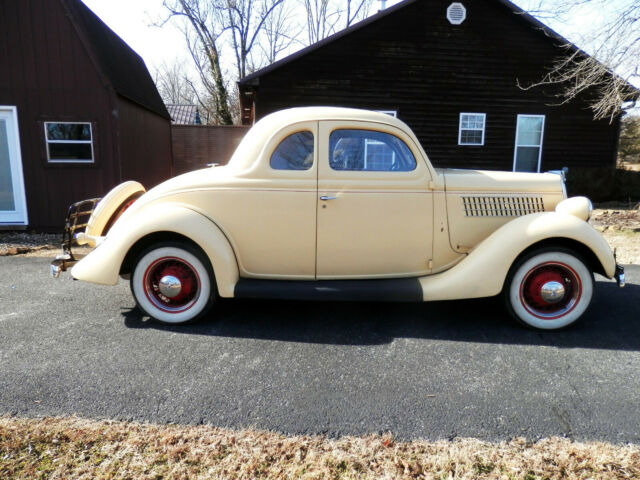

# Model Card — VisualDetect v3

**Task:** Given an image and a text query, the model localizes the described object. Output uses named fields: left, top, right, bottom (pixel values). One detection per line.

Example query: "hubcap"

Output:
left=158, top=275, right=182, bottom=298
left=143, top=257, right=200, bottom=313
left=540, top=281, right=565, bottom=304
left=519, top=262, right=582, bottom=320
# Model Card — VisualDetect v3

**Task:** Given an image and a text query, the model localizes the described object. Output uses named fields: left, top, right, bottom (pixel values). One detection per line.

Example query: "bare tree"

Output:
left=518, top=0, right=639, bottom=121
left=258, top=0, right=300, bottom=64
left=162, top=0, right=234, bottom=125
left=300, top=0, right=341, bottom=44
left=218, top=0, right=288, bottom=79
left=154, top=59, right=197, bottom=105
left=344, top=0, right=374, bottom=28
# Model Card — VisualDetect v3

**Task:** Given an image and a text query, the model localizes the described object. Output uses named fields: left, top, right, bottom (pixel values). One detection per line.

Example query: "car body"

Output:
left=51, top=107, right=625, bottom=329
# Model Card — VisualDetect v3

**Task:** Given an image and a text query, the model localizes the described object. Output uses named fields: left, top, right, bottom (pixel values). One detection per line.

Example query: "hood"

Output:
left=440, top=169, right=565, bottom=195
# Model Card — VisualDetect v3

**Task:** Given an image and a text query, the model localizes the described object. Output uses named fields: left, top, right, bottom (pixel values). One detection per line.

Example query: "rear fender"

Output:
left=71, top=203, right=239, bottom=297
left=419, top=212, right=615, bottom=301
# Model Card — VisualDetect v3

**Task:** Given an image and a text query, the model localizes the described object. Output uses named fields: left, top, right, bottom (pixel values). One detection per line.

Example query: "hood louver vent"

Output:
left=462, top=196, right=545, bottom=217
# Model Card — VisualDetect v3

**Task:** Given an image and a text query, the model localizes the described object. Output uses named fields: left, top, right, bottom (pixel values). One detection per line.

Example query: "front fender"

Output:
left=419, top=212, right=615, bottom=301
left=71, top=203, right=239, bottom=297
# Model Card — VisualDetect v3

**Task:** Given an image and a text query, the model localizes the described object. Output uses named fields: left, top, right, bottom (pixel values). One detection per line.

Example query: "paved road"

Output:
left=1, top=257, right=639, bottom=443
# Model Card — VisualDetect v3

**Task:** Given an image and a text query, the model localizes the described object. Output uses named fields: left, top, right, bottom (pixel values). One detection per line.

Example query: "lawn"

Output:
left=1, top=417, right=639, bottom=479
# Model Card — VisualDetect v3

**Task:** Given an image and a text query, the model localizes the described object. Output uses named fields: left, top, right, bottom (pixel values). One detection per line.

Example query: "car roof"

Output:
left=257, top=106, right=407, bottom=130
left=228, top=107, right=414, bottom=171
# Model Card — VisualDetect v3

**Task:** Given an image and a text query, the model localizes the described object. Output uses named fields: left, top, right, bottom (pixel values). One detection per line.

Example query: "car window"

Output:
left=329, top=129, right=417, bottom=172
left=270, top=131, right=314, bottom=170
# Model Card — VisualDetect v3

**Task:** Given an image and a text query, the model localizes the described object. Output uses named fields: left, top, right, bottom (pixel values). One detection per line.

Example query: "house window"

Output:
left=270, top=131, right=314, bottom=170
left=513, top=114, right=545, bottom=172
left=45, top=122, right=94, bottom=163
left=458, top=113, right=486, bottom=146
left=329, top=129, right=416, bottom=172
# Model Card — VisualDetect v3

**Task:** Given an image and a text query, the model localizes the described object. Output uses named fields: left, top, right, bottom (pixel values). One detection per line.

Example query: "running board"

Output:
left=234, top=278, right=423, bottom=302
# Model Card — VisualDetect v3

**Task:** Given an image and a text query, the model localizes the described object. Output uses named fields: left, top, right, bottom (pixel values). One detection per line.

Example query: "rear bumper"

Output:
left=50, top=197, right=100, bottom=278
left=50, top=253, right=86, bottom=278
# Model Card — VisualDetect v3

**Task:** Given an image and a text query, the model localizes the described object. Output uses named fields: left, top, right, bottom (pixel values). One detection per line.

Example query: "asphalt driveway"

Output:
left=1, top=256, right=639, bottom=443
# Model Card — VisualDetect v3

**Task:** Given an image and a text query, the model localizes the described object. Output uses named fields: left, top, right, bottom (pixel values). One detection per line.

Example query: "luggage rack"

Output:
left=50, top=197, right=101, bottom=277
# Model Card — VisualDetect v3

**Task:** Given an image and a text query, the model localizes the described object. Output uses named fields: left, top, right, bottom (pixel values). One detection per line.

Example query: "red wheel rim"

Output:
left=519, top=262, right=582, bottom=320
left=143, top=256, right=201, bottom=313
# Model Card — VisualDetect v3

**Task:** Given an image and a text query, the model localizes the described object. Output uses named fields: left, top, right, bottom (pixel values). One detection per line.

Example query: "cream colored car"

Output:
left=51, top=107, right=625, bottom=330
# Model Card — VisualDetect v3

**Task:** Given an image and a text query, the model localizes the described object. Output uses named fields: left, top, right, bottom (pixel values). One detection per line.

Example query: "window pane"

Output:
left=48, top=143, right=93, bottom=161
left=46, top=123, right=91, bottom=141
left=514, top=146, right=540, bottom=172
left=516, top=117, right=543, bottom=146
left=460, top=129, right=483, bottom=145
left=0, top=119, right=16, bottom=210
left=270, top=131, right=314, bottom=170
left=329, top=129, right=416, bottom=172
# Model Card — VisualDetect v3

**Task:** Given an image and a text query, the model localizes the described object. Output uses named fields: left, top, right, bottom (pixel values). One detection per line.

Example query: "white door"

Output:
left=0, top=107, right=28, bottom=225
left=513, top=114, right=545, bottom=172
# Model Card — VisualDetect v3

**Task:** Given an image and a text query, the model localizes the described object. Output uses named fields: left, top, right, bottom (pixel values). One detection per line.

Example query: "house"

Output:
left=167, top=104, right=202, bottom=125
left=238, top=0, right=626, bottom=178
left=0, top=0, right=173, bottom=230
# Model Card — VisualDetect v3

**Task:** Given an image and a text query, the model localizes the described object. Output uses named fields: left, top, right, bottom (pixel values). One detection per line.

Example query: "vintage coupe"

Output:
left=51, top=107, right=624, bottom=330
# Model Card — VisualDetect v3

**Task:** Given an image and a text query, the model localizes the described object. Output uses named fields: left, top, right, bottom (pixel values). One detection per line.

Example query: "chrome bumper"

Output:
left=50, top=197, right=100, bottom=278
left=50, top=253, right=86, bottom=278
left=615, top=264, right=625, bottom=288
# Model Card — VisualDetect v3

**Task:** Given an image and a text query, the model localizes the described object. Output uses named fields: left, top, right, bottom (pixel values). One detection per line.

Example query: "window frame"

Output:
left=328, top=128, right=417, bottom=172
left=512, top=114, right=545, bottom=173
left=458, top=112, right=486, bottom=146
left=44, top=121, right=94, bottom=164
left=269, top=129, right=315, bottom=171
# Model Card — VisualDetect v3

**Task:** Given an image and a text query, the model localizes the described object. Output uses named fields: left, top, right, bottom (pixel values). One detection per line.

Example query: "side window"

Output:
left=270, top=131, right=314, bottom=170
left=329, top=129, right=417, bottom=172
left=45, top=122, right=94, bottom=163
left=458, top=113, right=486, bottom=146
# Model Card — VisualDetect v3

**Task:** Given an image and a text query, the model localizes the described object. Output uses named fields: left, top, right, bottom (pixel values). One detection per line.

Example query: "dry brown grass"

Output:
left=1, top=417, right=639, bottom=479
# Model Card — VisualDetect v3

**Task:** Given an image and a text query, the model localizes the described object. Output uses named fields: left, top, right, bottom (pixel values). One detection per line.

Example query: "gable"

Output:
left=62, top=0, right=170, bottom=119
left=240, top=0, right=591, bottom=87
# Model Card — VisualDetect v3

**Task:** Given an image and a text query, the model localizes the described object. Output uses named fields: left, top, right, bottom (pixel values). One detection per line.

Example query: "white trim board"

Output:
left=0, top=106, right=28, bottom=226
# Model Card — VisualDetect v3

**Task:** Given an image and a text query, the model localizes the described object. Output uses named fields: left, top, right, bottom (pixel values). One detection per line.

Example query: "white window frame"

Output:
left=512, top=114, right=545, bottom=173
left=44, top=121, right=94, bottom=163
left=458, top=113, right=486, bottom=146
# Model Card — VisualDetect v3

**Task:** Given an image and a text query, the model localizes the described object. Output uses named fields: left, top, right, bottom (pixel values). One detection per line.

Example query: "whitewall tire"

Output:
left=504, top=249, right=594, bottom=330
left=131, top=243, right=215, bottom=324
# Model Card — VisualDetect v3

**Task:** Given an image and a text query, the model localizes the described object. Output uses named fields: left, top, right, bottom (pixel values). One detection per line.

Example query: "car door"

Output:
left=316, top=121, right=434, bottom=279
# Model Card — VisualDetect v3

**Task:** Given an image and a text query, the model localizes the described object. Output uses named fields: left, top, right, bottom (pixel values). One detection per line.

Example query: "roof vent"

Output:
left=447, top=2, right=466, bottom=25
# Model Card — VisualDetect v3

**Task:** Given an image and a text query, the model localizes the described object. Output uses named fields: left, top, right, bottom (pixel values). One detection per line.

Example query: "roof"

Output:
left=62, top=0, right=170, bottom=119
left=228, top=107, right=420, bottom=170
left=167, top=104, right=201, bottom=125
left=238, top=0, right=600, bottom=86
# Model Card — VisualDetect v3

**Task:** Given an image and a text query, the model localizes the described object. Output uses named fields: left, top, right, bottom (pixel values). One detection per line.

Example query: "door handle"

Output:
left=319, top=196, right=338, bottom=201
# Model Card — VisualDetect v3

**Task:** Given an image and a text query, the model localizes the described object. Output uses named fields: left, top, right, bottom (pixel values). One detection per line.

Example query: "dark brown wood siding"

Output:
left=117, top=96, right=173, bottom=187
left=248, top=0, right=618, bottom=171
left=0, top=0, right=173, bottom=229
left=171, top=125, right=249, bottom=175
left=0, top=0, right=120, bottom=229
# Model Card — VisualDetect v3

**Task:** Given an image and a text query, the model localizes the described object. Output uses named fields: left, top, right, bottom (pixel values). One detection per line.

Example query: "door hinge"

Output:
left=428, top=259, right=433, bottom=269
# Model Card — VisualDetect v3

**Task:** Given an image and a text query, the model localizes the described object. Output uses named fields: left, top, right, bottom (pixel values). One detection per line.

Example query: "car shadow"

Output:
left=123, top=279, right=640, bottom=351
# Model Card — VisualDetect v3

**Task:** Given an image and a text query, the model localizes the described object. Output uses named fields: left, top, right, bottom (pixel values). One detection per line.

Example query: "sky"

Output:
left=79, top=0, right=620, bottom=80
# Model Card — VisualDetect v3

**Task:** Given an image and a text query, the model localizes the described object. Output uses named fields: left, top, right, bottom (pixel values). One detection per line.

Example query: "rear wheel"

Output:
left=131, top=242, right=215, bottom=324
left=503, top=248, right=593, bottom=330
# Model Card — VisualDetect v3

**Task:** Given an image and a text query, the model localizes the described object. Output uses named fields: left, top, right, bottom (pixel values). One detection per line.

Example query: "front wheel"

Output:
left=503, top=249, right=594, bottom=330
left=131, top=242, right=215, bottom=324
